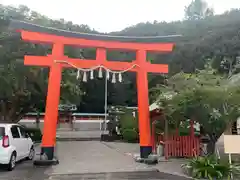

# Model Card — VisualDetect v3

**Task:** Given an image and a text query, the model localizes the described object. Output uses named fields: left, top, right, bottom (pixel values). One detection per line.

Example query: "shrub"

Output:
left=25, top=127, right=42, bottom=143
left=182, top=155, right=240, bottom=179
left=117, top=108, right=139, bottom=142
left=122, top=129, right=138, bottom=143
left=119, top=110, right=138, bottom=130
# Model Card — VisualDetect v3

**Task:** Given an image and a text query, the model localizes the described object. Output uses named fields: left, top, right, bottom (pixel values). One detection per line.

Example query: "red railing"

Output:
left=155, top=134, right=200, bottom=159
left=165, top=135, right=200, bottom=158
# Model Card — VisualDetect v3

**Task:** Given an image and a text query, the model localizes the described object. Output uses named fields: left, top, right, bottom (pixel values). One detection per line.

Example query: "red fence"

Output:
left=156, top=134, right=200, bottom=159
left=165, top=135, right=200, bottom=159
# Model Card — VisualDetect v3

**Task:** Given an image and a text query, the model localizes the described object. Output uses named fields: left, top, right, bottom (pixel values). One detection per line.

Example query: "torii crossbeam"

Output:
left=10, top=20, right=177, bottom=161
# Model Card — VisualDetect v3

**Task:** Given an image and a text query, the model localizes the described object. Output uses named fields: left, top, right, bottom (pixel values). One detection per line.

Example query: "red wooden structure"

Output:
left=166, top=135, right=200, bottom=159
left=150, top=106, right=200, bottom=159
left=10, top=20, right=177, bottom=160
left=156, top=132, right=200, bottom=159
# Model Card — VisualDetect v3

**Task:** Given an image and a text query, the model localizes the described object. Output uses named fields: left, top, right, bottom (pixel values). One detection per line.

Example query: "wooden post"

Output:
left=190, top=120, right=194, bottom=137
left=152, top=121, right=156, bottom=153
left=190, top=120, right=195, bottom=156
left=41, top=44, right=63, bottom=160
left=136, top=50, right=152, bottom=158
left=164, top=113, right=168, bottom=160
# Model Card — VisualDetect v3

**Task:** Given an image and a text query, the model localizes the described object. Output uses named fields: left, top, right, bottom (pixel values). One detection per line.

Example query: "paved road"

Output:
left=48, top=141, right=156, bottom=175
left=0, top=161, right=49, bottom=180
left=0, top=141, right=190, bottom=180
left=49, top=171, right=190, bottom=180
left=0, top=162, right=190, bottom=180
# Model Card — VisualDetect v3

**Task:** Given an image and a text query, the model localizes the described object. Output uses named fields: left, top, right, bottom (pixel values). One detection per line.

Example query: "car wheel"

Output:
left=27, top=146, right=35, bottom=160
left=7, top=152, right=16, bottom=171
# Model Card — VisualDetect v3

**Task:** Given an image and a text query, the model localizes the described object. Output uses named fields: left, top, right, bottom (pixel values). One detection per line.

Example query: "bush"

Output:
left=25, top=127, right=42, bottom=143
left=118, top=109, right=139, bottom=143
left=119, top=112, right=138, bottom=130
left=122, top=129, right=138, bottom=143
left=182, top=155, right=240, bottom=179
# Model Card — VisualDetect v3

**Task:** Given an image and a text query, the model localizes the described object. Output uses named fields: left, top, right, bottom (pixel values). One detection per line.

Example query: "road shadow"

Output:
left=0, top=160, right=50, bottom=180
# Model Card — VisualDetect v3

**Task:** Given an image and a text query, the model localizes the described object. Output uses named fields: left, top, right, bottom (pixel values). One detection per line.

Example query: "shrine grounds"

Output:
left=0, top=140, right=191, bottom=180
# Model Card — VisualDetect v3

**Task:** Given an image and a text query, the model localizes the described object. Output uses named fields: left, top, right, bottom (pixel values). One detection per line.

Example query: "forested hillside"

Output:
left=0, top=1, right=240, bottom=121
left=116, top=9, right=240, bottom=74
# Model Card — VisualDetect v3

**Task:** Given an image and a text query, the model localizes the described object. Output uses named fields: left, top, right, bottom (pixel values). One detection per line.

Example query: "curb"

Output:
left=48, top=170, right=192, bottom=180
left=49, top=169, right=160, bottom=175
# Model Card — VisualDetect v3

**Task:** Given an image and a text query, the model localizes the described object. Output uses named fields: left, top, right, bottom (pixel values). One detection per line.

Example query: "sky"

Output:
left=1, top=0, right=240, bottom=33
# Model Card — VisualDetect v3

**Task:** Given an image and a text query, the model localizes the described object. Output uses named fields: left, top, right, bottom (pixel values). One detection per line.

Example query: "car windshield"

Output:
left=0, top=127, right=5, bottom=139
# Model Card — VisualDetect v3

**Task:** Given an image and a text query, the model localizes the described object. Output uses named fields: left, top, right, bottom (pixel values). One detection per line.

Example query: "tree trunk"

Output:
left=207, top=133, right=222, bottom=155
left=0, top=101, right=7, bottom=122
left=207, top=139, right=216, bottom=155
left=224, top=122, right=233, bottom=135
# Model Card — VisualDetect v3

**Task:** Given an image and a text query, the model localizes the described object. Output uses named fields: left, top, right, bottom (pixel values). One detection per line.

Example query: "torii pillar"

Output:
left=10, top=20, right=175, bottom=161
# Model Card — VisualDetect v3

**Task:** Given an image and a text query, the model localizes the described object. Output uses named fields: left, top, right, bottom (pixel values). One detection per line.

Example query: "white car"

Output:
left=0, top=124, right=35, bottom=171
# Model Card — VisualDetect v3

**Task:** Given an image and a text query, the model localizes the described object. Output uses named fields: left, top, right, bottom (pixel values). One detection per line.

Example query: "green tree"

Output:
left=0, top=5, right=83, bottom=122
left=184, top=0, right=214, bottom=20
left=116, top=8, right=240, bottom=74
left=155, top=67, right=240, bottom=154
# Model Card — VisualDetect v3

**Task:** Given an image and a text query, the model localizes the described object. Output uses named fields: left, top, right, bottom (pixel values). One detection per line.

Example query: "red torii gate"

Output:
left=10, top=20, right=176, bottom=161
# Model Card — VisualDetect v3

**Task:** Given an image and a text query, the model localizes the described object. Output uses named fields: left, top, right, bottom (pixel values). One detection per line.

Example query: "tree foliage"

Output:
left=184, top=0, right=214, bottom=20
left=0, top=5, right=83, bottom=122
left=116, top=8, right=240, bottom=75
left=155, top=67, right=240, bottom=153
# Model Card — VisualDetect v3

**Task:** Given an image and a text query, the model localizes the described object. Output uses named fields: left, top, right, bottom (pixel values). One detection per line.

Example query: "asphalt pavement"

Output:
left=0, top=161, right=190, bottom=180
left=49, top=171, right=191, bottom=180
left=0, top=160, right=49, bottom=180
left=0, top=156, right=190, bottom=180
left=0, top=140, right=191, bottom=180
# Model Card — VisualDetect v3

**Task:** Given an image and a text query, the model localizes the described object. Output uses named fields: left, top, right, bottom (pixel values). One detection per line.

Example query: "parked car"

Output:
left=0, top=124, right=35, bottom=171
